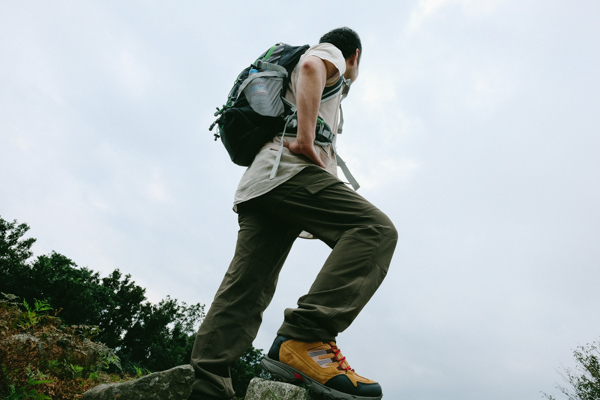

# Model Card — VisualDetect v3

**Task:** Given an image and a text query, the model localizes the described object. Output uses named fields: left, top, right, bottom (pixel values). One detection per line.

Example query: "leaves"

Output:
left=17, top=299, right=53, bottom=330
left=544, top=340, right=600, bottom=400
left=0, top=300, right=122, bottom=399
left=0, top=218, right=36, bottom=266
left=0, top=215, right=266, bottom=398
left=0, top=217, right=206, bottom=373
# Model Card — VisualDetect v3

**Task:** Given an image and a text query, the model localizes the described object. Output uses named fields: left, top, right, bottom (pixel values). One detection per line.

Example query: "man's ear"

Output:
left=349, top=49, right=360, bottom=66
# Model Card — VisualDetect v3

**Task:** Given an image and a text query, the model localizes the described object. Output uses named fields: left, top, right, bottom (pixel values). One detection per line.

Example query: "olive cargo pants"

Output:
left=190, top=167, right=398, bottom=399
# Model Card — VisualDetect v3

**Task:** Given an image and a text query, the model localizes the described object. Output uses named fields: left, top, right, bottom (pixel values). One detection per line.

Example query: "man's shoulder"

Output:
left=304, top=43, right=345, bottom=62
left=302, top=43, right=346, bottom=77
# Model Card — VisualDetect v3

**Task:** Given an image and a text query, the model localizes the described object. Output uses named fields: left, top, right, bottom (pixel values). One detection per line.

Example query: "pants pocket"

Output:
left=304, top=174, right=343, bottom=194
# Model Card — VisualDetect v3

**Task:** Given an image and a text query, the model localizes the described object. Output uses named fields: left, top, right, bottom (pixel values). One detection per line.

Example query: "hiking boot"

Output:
left=261, top=335, right=382, bottom=400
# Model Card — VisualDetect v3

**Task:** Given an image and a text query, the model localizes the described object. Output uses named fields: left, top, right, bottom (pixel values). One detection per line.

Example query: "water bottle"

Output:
left=245, top=69, right=270, bottom=114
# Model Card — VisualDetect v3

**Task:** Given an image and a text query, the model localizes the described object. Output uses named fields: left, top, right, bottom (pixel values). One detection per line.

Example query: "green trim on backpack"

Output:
left=264, top=44, right=278, bottom=60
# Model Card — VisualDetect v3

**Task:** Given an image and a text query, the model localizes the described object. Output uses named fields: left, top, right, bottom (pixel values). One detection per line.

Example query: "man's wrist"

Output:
left=295, top=130, right=316, bottom=145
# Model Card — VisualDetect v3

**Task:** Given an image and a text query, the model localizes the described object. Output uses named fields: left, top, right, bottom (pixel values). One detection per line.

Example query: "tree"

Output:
left=117, top=296, right=205, bottom=372
left=0, top=215, right=266, bottom=396
left=231, top=345, right=270, bottom=399
left=0, top=217, right=36, bottom=289
left=0, top=215, right=205, bottom=371
left=544, top=340, right=600, bottom=400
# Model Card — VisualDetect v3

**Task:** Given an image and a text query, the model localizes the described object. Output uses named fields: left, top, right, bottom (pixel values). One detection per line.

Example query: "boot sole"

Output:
left=261, top=356, right=383, bottom=400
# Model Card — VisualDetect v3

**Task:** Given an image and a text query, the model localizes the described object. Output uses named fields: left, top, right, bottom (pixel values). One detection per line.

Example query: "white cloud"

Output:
left=359, top=69, right=398, bottom=106
left=347, top=157, right=420, bottom=192
left=466, top=67, right=514, bottom=110
left=146, top=169, right=170, bottom=202
left=408, top=0, right=510, bottom=32
left=108, top=48, right=153, bottom=98
left=8, top=134, right=31, bottom=152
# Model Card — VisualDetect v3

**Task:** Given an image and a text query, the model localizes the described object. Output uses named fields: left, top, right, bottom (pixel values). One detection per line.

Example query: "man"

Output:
left=190, top=27, right=397, bottom=400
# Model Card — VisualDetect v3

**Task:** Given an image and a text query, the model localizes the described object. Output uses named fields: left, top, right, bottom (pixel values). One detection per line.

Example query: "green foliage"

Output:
left=4, top=366, right=52, bottom=400
left=0, top=215, right=206, bottom=375
left=0, top=297, right=128, bottom=399
left=0, top=215, right=267, bottom=397
left=117, top=295, right=205, bottom=372
left=17, top=299, right=53, bottom=330
left=132, top=365, right=150, bottom=378
left=66, top=363, right=85, bottom=379
left=0, top=218, right=36, bottom=271
left=544, top=340, right=600, bottom=400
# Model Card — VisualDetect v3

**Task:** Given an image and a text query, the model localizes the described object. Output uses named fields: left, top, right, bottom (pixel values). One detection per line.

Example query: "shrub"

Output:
left=0, top=295, right=123, bottom=399
left=0, top=215, right=267, bottom=397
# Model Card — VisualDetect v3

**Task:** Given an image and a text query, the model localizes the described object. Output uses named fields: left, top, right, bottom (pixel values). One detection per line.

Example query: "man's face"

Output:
left=344, top=49, right=360, bottom=83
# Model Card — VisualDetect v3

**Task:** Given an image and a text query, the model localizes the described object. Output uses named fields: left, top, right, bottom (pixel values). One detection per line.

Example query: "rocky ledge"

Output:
left=82, top=364, right=194, bottom=400
left=245, top=377, right=313, bottom=400
left=81, top=366, right=319, bottom=400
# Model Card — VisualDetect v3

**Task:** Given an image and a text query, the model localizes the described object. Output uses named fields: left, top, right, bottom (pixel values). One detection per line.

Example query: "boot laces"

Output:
left=327, top=342, right=354, bottom=372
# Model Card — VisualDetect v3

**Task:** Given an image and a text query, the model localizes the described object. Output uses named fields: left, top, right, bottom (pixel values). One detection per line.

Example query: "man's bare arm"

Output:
left=284, top=56, right=338, bottom=168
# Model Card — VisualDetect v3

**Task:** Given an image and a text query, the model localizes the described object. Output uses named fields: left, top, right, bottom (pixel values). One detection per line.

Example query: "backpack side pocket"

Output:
left=241, top=71, right=285, bottom=117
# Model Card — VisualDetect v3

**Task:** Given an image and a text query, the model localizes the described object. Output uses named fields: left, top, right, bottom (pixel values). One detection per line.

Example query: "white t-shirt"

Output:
left=233, top=43, right=346, bottom=209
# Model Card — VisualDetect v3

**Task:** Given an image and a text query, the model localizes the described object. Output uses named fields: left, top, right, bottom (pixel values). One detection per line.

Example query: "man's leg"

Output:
left=254, top=167, right=398, bottom=400
left=252, top=167, right=398, bottom=341
left=189, top=206, right=300, bottom=399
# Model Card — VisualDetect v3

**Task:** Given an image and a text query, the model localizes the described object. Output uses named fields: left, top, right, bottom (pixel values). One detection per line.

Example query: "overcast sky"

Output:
left=1, top=1, right=599, bottom=399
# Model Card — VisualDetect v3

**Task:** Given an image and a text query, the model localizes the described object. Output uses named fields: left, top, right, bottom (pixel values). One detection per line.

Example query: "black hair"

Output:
left=319, top=27, right=362, bottom=61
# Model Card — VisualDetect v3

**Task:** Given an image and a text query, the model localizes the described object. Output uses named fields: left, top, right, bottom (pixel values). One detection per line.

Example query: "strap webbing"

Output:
left=332, top=143, right=360, bottom=190
left=270, top=109, right=297, bottom=180
left=337, top=105, right=344, bottom=134
left=255, top=60, right=288, bottom=75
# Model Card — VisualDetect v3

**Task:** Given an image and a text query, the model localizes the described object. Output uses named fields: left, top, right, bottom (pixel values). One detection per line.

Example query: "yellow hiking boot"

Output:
left=261, top=335, right=382, bottom=400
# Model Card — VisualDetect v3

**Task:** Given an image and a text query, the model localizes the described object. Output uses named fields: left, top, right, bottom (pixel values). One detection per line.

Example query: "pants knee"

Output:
left=371, top=208, right=398, bottom=243
left=370, top=209, right=398, bottom=271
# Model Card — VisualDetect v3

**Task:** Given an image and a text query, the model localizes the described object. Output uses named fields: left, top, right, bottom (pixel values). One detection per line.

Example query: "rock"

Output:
left=82, top=364, right=194, bottom=400
left=2, top=333, right=44, bottom=354
left=1, top=333, right=39, bottom=344
left=244, top=377, right=313, bottom=400
left=2, top=331, right=120, bottom=372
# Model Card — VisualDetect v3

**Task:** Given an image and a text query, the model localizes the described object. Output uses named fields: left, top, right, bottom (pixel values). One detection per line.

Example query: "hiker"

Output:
left=190, top=27, right=398, bottom=400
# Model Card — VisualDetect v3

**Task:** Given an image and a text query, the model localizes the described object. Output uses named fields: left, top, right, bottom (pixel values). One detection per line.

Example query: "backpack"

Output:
left=209, top=42, right=360, bottom=190
left=209, top=43, right=310, bottom=167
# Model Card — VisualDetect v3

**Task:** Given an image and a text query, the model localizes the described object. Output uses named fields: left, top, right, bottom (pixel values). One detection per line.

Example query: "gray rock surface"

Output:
left=2, top=333, right=39, bottom=344
left=82, top=364, right=194, bottom=400
left=245, top=377, right=313, bottom=400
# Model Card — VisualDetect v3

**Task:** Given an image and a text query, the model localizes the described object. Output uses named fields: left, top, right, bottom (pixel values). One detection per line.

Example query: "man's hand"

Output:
left=283, top=138, right=326, bottom=168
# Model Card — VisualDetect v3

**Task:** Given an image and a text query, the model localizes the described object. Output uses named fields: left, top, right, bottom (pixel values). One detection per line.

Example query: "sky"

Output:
left=1, top=1, right=599, bottom=399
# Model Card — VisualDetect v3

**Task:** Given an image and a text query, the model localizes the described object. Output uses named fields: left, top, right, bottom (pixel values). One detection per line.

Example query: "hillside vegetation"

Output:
left=0, top=215, right=265, bottom=399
